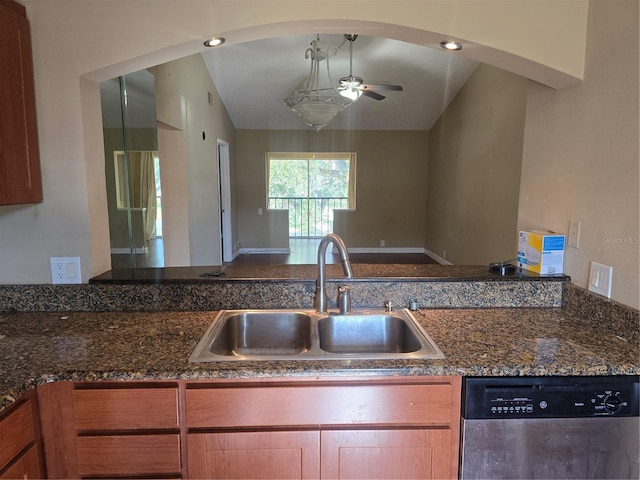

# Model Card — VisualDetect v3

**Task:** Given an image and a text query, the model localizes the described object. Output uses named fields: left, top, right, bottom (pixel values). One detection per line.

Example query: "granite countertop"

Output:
left=89, top=264, right=568, bottom=283
left=1, top=306, right=638, bottom=412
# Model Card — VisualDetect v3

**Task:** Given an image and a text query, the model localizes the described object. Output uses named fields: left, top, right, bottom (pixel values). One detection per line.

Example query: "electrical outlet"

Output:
left=588, top=261, right=612, bottom=298
left=379, top=240, right=385, bottom=247
left=50, top=257, right=81, bottom=284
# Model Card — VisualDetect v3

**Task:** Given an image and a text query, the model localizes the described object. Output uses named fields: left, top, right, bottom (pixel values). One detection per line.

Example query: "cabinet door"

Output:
left=188, top=431, right=320, bottom=479
left=0, top=401, right=34, bottom=470
left=321, top=429, right=453, bottom=480
left=0, top=1, right=42, bottom=205
left=0, top=445, right=42, bottom=480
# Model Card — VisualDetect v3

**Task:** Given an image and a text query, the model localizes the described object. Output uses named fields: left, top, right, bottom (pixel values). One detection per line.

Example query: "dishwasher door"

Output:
left=460, top=375, right=640, bottom=480
left=461, top=416, right=640, bottom=479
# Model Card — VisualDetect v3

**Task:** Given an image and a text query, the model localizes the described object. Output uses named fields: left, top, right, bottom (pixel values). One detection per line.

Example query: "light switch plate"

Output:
left=568, top=220, right=581, bottom=248
left=588, top=261, right=612, bottom=298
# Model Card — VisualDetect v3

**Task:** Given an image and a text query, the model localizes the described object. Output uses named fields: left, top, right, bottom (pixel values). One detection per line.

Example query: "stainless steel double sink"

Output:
left=189, top=308, right=444, bottom=362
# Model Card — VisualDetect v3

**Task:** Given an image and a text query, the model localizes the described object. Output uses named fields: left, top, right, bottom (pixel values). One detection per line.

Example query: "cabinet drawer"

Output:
left=0, top=401, right=35, bottom=469
left=76, top=434, right=181, bottom=476
left=187, top=383, right=454, bottom=428
left=73, top=387, right=178, bottom=430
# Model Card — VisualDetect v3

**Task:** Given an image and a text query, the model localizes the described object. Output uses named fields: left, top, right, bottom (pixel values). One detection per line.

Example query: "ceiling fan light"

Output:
left=340, top=76, right=363, bottom=88
left=339, top=88, right=362, bottom=101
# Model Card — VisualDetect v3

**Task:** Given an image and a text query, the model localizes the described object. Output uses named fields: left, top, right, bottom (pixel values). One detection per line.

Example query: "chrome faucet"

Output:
left=314, top=234, right=353, bottom=313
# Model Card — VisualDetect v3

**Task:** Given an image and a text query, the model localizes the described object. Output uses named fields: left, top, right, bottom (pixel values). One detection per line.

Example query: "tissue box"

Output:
left=517, top=230, right=565, bottom=274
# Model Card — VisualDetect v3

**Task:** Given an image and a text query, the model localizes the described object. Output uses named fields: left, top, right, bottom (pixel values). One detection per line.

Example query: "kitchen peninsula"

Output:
left=1, top=268, right=638, bottom=406
left=0, top=269, right=638, bottom=478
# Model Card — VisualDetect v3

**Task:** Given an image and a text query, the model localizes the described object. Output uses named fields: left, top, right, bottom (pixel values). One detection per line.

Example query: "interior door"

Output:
left=217, top=139, right=233, bottom=262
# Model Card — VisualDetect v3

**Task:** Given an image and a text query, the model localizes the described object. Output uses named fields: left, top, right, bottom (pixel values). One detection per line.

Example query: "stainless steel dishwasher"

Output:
left=460, top=375, right=639, bottom=479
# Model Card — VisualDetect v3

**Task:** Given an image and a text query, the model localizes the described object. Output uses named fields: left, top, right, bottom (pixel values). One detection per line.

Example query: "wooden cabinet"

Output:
left=0, top=445, right=42, bottom=480
left=39, top=381, right=182, bottom=479
left=321, top=429, right=453, bottom=479
left=0, top=391, right=45, bottom=479
left=73, top=386, right=181, bottom=477
left=36, top=377, right=461, bottom=479
left=189, top=431, right=320, bottom=479
left=185, top=377, right=461, bottom=479
left=0, top=0, right=42, bottom=205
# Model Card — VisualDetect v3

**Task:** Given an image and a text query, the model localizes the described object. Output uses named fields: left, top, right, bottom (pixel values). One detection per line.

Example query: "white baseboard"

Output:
left=111, top=247, right=148, bottom=255
left=424, top=248, right=453, bottom=265
left=238, top=248, right=291, bottom=255
left=348, top=247, right=426, bottom=254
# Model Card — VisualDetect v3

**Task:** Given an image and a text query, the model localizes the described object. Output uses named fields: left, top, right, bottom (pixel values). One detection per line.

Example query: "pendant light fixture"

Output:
left=283, top=35, right=352, bottom=132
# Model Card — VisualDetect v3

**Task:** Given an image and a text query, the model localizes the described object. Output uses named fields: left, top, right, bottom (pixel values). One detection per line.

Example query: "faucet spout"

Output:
left=315, top=234, right=353, bottom=313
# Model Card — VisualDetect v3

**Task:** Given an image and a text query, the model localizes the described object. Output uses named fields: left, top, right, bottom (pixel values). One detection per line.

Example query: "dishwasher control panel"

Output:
left=463, top=375, right=639, bottom=419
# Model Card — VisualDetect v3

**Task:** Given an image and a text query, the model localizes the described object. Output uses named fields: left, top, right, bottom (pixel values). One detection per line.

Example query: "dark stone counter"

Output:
left=89, top=264, right=567, bottom=283
left=1, top=305, right=638, bottom=412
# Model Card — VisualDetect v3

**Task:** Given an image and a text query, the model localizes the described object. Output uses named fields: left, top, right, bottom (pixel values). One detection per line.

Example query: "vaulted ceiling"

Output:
left=101, top=34, right=479, bottom=132
left=201, top=34, right=479, bottom=131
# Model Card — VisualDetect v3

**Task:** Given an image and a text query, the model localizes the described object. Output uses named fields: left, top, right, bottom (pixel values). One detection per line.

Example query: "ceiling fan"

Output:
left=337, top=34, right=403, bottom=101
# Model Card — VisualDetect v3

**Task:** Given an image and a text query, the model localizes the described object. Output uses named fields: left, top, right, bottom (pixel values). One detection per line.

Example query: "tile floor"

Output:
left=111, top=238, right=438, bottom=269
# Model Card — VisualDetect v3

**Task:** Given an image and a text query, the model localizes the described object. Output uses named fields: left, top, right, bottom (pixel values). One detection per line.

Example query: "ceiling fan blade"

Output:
left=361, top=83, right=403, bottom=92
left=362, top=90, right=386, bottom=100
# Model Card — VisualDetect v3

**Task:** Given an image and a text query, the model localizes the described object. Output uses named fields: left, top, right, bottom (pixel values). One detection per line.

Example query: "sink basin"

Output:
left=189, top=308, right=444, bottom=362
left=190, top=311, right=312, bottom=361
left=317, top=314, right=422, bottom=354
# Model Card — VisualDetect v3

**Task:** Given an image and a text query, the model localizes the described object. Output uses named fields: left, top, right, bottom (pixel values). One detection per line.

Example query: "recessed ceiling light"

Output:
left=204, top=37, right=226, bottom=48
left=440, top=40, right=462, bottom=51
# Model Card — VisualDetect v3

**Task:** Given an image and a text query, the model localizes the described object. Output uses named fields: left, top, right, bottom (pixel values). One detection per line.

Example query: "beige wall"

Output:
left=235, top=130, right=428, bottom=250
left=426, top=64, right=528, bottom=264
left=5, top=1, right=637, bottom=309
left=0, top=0, right=588, bottom=284
left=519, top=0, right=639, bottom=309
left=152, top=54, right=237, bottom=266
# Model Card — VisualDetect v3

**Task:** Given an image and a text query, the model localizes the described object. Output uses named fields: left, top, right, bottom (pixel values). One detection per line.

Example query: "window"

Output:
left=113, top=150, right=162, bottom=241
left=266, top=152, right=356, bottom=237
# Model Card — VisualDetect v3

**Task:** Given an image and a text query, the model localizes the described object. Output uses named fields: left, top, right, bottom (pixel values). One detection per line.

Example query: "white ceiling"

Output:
left=202, top=34, right=478, bottom=131
left=101, top=34, right=479, bottom=132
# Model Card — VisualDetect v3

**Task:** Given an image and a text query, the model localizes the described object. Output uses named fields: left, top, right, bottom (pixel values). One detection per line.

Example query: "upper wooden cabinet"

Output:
left=0, top=0, right=42, bottom=205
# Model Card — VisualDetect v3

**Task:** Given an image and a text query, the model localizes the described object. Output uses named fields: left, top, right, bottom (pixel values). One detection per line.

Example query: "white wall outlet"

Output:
left=258, top=208, right=263, bottom=215
left=568, top=220, right=581, bottom=248
left=588, top=261, right=612, bottom=298
left=50, top=257, right=82, bottom=284
left=379, top=240, right=385, bottom=247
